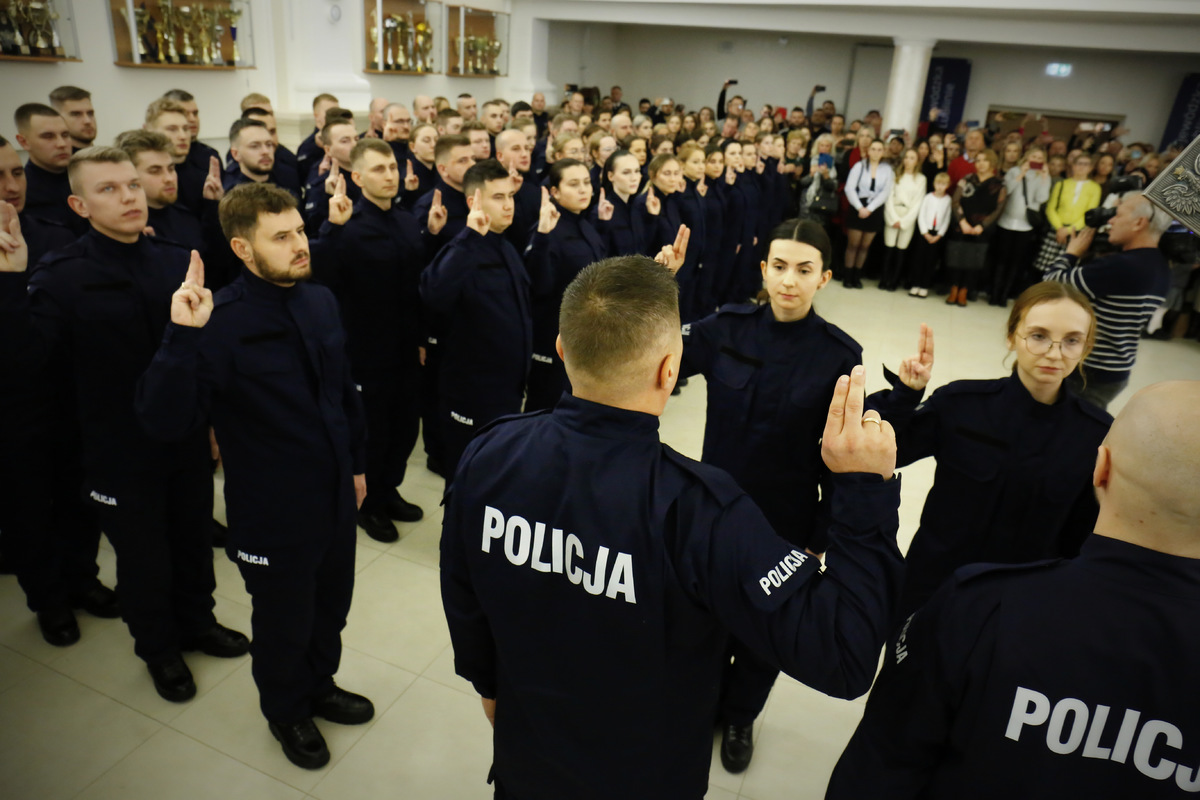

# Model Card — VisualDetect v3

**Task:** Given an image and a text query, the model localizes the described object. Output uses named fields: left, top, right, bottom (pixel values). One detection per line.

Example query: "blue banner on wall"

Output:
left=919, top=58, right=972, bottom=130
left=1161, top=73, right=1200, bottom=151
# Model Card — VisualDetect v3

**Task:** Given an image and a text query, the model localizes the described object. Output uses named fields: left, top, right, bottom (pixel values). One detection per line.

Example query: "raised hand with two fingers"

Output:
left=0, top=201, right=28, bottom=273
left=896, top=323, right=935, bottom=392
left=654, top=225, right=690, bottom=274
left=328, top=173, right=353, bottom=226
left=821, top=365, right=896, bottom=480
left=645, top=185, right=661, bottom=216
left=404, top=160, right=420, bottom=193
left=171, top=250, right=214, bottom=328
left=427, top=188, right=448, bottom=235
left=537, top=186, right=560, bottom=234
left=202, top=155, right=225, bottom=201
left=466, top=188, right=491, bottom=235
left=596, top=188, right=614, bottom=221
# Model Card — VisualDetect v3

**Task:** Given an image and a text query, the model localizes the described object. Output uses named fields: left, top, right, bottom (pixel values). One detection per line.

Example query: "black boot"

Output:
left=720, top=723, right=755, bottom=773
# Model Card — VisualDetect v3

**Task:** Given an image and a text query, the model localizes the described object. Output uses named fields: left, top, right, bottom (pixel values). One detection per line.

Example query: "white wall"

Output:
left=933, top=42, right=1199, bottom=145
left=545, top=21, right=622, bottom=96
left=1, top=0, right=279, bottom=152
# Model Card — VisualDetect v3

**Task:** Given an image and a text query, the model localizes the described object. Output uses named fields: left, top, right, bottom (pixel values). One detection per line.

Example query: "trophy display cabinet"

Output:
left=0, top=1, right=81, bottom=63
left=447, top=5, right=507, bottom=78
left=363, top=0, right=442, bottom=75
left=106, top=0, right=253, bottom=69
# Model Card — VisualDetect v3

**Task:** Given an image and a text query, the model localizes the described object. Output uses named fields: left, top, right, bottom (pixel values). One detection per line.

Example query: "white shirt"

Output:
left=917, top=192, right=952, bottom=236
left=884, top=172, right=927, bottom=231
left=845, top=160, right=894, bottom=212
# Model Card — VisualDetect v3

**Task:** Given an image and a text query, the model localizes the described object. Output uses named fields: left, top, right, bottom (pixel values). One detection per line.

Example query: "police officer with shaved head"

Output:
left=440, top=251, right=905, bottom=799
left=827, top=380, right=1200, bottom=799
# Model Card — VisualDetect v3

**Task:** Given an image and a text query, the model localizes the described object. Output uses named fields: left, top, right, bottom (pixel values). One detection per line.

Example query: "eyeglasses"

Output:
left=1016, top=331, right=1085, bottom=358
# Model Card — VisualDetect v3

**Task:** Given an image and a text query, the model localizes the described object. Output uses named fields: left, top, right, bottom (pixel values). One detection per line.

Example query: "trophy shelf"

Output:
left=363, top=0, right=442, bottom=75
left=0, top=1, right=81, bottom=61
left=107, top=0, right=253, bottom=70
left=446, top=5, right=507, bottom=78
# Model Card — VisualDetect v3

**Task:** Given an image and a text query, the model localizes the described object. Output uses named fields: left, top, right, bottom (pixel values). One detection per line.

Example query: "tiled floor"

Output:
left=2, top=280, right=1198, bottom=800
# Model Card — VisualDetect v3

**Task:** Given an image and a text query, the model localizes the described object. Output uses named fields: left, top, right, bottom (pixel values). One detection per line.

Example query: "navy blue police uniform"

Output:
left=310, top=199, right=425, bottom=517
left=881, top=373, right=1112, bottom=623
left=296, top=128, right=321, bottom=182
left=697, top=178, right=728, bottom=314
left=147, top=199, right=239, bottom=291
left=222, top=165, right=303, bottom=203
left=412, top=179, right=470, bottom=473
left=827, top=535, right=1200, bottom=799
left=676, top=177, right=709, bottom=324
left=441, top=394, right=904, bottom=800
left=522, top=200, right=606, bottom=412
left=591, top=189, right=651, bottom=257
left=22, top=160, right=89, bottom=236
left=398, top=158, right=438, bottom=211
left=504, top=175, right=540, bottom=254
left=301, top=167, right=357, bottom=236
left=715, top=175, right=748, bottom=305
left=420, top=226, right=532, bottom=475
left=136, top=268, right=366, bottom=723
left=0, top=230, right=218, bottom=664
left=0, top=214, right=105, bottom=623
left=177, top=140, right=223, bottom=217
left=681, top=303, right=920, bottom=728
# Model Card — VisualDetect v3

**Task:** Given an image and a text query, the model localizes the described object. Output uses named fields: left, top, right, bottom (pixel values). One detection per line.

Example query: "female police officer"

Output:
left=679, top=218, right=933, bottom=772
left=881, top=281, right=1112, bottom=623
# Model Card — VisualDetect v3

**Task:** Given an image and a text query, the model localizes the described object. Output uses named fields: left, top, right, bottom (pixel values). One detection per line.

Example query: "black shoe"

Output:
left=148, top=654, right=196, bottom=702
left=182, top=623, right=250, bottom=658
left=385, top=495, right=424, bottom=523
left=357, top=510, right=399, bottom=543
left=37, top=607, right=80, bottom=647
left=70, top=583, right=121, bottom=619
left=312, top=685, right=375, bottom=725
left=269, top=718, right=330, bottom=770
left=720, top=723, right=755, bottom=773
left=212, top=519, right=228, bottom=548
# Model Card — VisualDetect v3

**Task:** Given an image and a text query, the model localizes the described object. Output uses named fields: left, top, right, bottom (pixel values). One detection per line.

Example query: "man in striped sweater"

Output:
left=1043, top=192, right=1170, bottom=410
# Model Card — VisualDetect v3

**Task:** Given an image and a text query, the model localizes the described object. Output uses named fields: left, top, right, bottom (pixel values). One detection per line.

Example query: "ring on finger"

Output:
left=863, top=417, right=882, bottom=427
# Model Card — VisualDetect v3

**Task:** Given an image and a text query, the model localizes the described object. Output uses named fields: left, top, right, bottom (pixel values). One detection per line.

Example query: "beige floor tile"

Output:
left=50, top=596, right=253, bottom=724
left=419, top=642, right=477, bottom=697
left=0, top=644, right=39, bottom=694
left=339, top=554, right=450, bottom=674
left=171, top=648, right=416, bottom=793
left=310, top=677, right=494, bottom=800
left=703, top=786, right=740, bottom=800
left=74, top=727, right=305, bottom=800
left=385, top=513, right=444, bottom=570
left=0, top=667, right=161, bottom=800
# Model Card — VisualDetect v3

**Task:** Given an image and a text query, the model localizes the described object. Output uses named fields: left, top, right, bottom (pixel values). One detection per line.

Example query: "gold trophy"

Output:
left=368, top=7, right=379, bottom=69
left=489, top=38, right=501, bottom=75
left=160, top=0, right=180, bottom=62
left=453, top=35, right=462, bottom=74
left=416, top=18, right=432, bottom=73
left=382, top=14, right=397, bottom=69
left=220, top=3, right=242, bottom=64
left=120, top=5, right=151, bottom=58
left=6, top=1, right=30, bottom=55
left=176, top=4, right=196, bottom=62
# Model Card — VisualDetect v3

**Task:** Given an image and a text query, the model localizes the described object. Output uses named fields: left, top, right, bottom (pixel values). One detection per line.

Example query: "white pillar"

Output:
left=882, top=38, right=935, bottom=139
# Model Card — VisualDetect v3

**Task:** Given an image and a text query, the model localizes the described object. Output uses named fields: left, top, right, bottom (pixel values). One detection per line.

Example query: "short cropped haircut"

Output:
left=240, top=92, right=271, bottom=111
left=242, top=107, right=274, bottom=122
left=350, top=137, right=393, bottom=167
left=67, top=146, right=131, bottom=193
left=49, top=86, right=91, bottom=107
left=1124, top=191, right=1172, bottom=235
left=462, top=120, right=487, bottom=133
left=550, top=132, right=582, bottom=159
left=218, top=182, right=299, bottom=242
left=145, top=98, right=188, bottom=125
left=550, top=113, right=578, bottom=132
left=321, top=116, right=357, bottom=145
left=14, top=103, right=60, bottom=133
left=510, top=101, right=532, bottom=115
left=312, top=92, right=339, bottom=109
left=162, top=89, right=195, bottom=103
left=546, top=158, right=587, bottom=189
left=457, top=93, right=473, bottom=100
left=229, top=118, right=268, bottom=145
left=114, top=129, right=171, bottom=162
left=437, top=108, right=462, bottom=122
left=463, top=158, right=509, bottom=197
left=434, top=134, right=470, bottom=164
left=559, top=255, right=680, bottom=384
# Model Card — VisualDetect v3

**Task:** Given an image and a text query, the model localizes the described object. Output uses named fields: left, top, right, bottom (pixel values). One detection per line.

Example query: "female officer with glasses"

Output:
left=879, top=281, right=1112, bottom=623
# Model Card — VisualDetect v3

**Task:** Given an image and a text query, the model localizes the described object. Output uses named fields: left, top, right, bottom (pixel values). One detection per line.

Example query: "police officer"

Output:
left=0, top=147, right=247, bottom=701
left=136, top=182, right=373, bottom=771
left=679, top=218, right=928, bottom=772
left=523, top=158, right=613, bottom=412
left=420, top=159, right=531, bottom=477
left=0, top=139, right=116, bottom=646
left=297, top=93, right=340, bottom=180
left=412, top=133, right=475, bottom=476
left=827, top=380, right=1200, bottom=799
left=310, top=139, right=425, bottom=542
left=440, top=253, right=905, bottom=800
left=13, top=103, right=88, bottom=236
left=224, top=119, right=302, bottom=201
left=495, top=128, right=539, bottom=253
left=161, top=90, right=224, bottom=219
left=115, top=130, right=236, bottom=290
left=878, top=281, right=1112, bottom=624
left=302, top=117, right=359, bottom=236
left=48, top=85, right=98, bottom=152
left=229, top=108, right=302, bottom=190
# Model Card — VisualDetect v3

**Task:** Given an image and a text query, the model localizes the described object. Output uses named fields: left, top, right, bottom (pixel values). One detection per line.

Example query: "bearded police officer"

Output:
left=136, top=182, right=373, bottom=770
left=440, top=254, right=905, bottom=799
left=826, top=380, right=1200, bottom=799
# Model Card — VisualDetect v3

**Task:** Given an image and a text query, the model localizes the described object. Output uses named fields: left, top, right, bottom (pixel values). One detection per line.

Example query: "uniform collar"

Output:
left=552, top=394, right=661, bottom=442
left=1003, top=370, right=1071, bottom=417
left=85, top=227, right=147, bottom=258
left=1077, top=535, right=1200, bottom=599
left=240, top=264, right=299, bottom=301
left=763, top=303, right=820, bottom=333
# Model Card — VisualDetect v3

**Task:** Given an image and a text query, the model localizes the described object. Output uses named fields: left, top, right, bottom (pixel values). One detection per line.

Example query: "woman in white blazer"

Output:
left=879, top=147, right=927, bottom=290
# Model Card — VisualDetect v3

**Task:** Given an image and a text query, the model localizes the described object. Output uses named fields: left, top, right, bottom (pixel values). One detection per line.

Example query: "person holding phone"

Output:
left=992, top=147, right=1051, bottom=305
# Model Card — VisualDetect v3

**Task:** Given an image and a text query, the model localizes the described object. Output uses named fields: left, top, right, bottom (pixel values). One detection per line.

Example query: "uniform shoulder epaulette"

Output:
left=934, top=377, right=1008, bottom=397
left=23, top=213, right=69, bottom=231
left=715, top=302, right=761, bottom=317
left=660, top=445, right=745, bottom=506
left=148, top=236, right=192, bottom=254
left=36, top=236, right=89, bottom=265
left=474, top=408, right=552, bottom=439
left=1068, top=393, right=1115, bottom=427
left=211, top=282, right=244, bottom=308
left=821, top=319, right=864, bottom=356
left=952, top=557, right=1063, bottom=588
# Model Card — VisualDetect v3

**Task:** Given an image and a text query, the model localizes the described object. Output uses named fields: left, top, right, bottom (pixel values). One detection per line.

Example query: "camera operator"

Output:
left=1041, top=192, right=1170, bottom=410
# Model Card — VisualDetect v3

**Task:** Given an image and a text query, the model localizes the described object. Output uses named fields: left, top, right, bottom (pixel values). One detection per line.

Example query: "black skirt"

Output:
left=846, top=204, right=884, bottom=233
